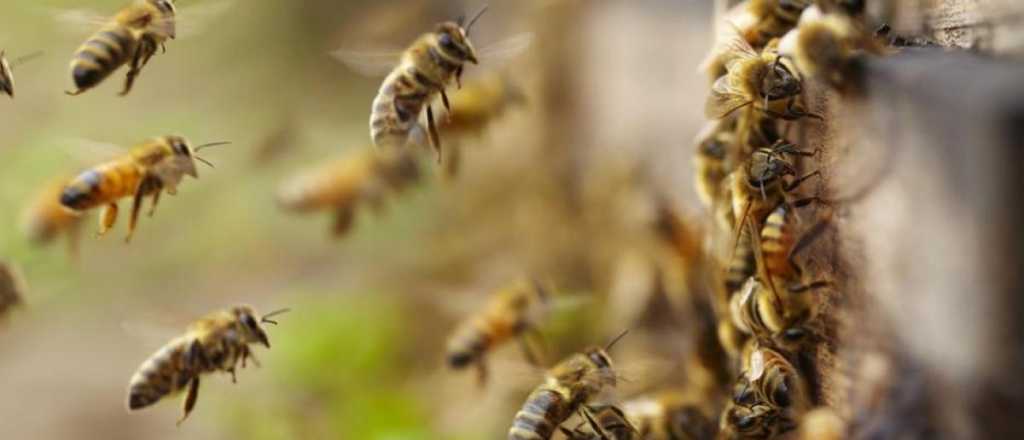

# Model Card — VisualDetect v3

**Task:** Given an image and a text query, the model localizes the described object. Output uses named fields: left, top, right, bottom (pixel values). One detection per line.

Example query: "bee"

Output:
left=702, top=0, right=811, bottom=81
left=65, top=0, right=178, bottom=96
left=508, top=331, right=627, bottom=440
left=276, top=148, right=420, bottom=238
left=366, top=7, right=487, bottom=157
left=59, top=136, right=225, bottom=243
left=693, top=119, right=736, bottom=210
left=446, top=278, right=549, bottom=386
left=21, top=176, right=84, bottom=258
left=623, top=390, right=718, bottom=440
left=126, top=305, right=289, bottom=424
left=438, top=74, right=526, bottom=176
left=705, top=33, right=817, bottom=122
left=797, top=407, right=846, bottom=440
left=0, top=50, right=43, bottom=98
left=721, top=347, right=810, bottom=439
left=777, top=5, right=885, bottom=91
left=559, top=404, right=638, bottom=440
left=0, top=261, right=27, bottom=321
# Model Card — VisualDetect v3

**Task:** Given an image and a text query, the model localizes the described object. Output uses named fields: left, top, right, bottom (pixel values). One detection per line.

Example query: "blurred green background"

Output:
left=0, top=0, right=713, bottom=438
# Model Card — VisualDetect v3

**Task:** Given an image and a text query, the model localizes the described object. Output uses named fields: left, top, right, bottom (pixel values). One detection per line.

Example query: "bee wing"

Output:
left=476, top=32, right=534, bottom=66
left=705, top=74, right=753, bottom=119
left=166, top=0, right=236, bottom=40
left=55, top=137, right=129, bottom=167
left=700, top=21, right=759, bottom=74
left=330, top=48, right=403, bottom=77
left=47, top=6, right=111, bottom=35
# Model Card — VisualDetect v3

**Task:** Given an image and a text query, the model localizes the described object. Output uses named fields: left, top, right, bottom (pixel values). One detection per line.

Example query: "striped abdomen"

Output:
left=70, top=25, right=138, bottom=92
left=760, top=205, right=795, bottom=278
left=725, top=228, right=755, bottom=292
left=370, top=65, right=434, bottom=148
left=61, top=159, right=143, bottom=211
left=127, top=336, right=195, bottom=410
left=509, top=387, right=574, bottom=440
left=446, top=315, right=516, bottom=368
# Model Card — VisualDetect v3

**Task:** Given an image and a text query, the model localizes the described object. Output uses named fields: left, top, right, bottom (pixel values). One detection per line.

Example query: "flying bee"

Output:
left=508, top=331, right=627, bottom=440
left=559, top=404, right=638, bottom=440
left=59, top=136, right=226, bottom=243
left=702, top=0, right=811, bottom=81
left=276, top=147, right=420, bottom=238
left=0, top=50, right=43, bottom=98
left=21, top=176, right=84, bottom=258
left=126, top=305, right=289, bottom=424
left=65, top=0, right=177, bottom=96
left=367, top=7, right=487, bottom=156
left=446, top=278, right=550, bottom=386
left=705, top=32, right=817, bottom=122
left=438, top=73, right=526, bottom=176
left=0, top=261, right=27, bottom=321
left=623, top=390, right=718, bottom=440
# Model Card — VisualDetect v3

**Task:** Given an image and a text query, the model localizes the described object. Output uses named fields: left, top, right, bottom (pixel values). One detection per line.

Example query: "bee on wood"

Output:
left=559, top=404, right=639, bottom=440
left=720, top=347, right=810, bottom=439
left=0, top=50, right=43, bottom=98
left=778, top=4, right=887, bottom=91
left=702, top=0, right=812, bottom=81
left=508, top=332, right=627, bottom=440
left=0, top=261, right=27, bottom=322
left=21, top=176, right=84, bottom=258
left=59, top=136, right=226, bottom=243
left=446, top=278, right=550, bottom=386
left=126, top=305, right=289, bottom=424
left=705, top=33, right=817, bottom=122
left=276, top=148, right=420, bottom=238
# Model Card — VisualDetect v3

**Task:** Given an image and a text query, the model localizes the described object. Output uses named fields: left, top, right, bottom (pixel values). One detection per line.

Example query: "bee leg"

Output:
left=441, top=89, right=452, bottom=121
left=120, top=40, right=150, bottom=96
left=227, top=368, right=237, bottom=384
left=126, top=179, right=152, bottom=243
left=64, top=89, right=86, bottom=96
left=332, top=206, right=355, bottom=238
left=148, top=190, right=162, bottom=217
left=783, top=170, right=822, bottom=193
left=426, top=105, right=442, bottom=163
left=242, top=345, right=261, bottom=369
left=176, top=376, right=200, bottom=426
left=580, top=406, right=610, bottom=440
left=98, top=203, right=118, bottom=237
left=455, top=66, right=463, bottom=89
left=788, top=279, right=832, bottom=294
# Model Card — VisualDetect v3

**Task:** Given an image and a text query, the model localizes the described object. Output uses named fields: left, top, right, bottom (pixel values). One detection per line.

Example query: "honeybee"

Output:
left=797, top=407, right=846, bottom=440
left=623, top=390, right=718, bottom=440
left=446, top=278, right=549, bottom=386
left=126, top=305, right=289, bottom=424
left=65, top=0, right=178, bottom=96
left=705, top=34, right=816, bottom=122
left=21, top=176, right=84, bottom=258
left=365, top=7, right=487, bottom=156
left=702, top=0, right=811, bottom=81
left=0, top=50, right=42, bottom=98
left=693, top=119, right=736, bottom=210
left=59, top=136, right=225, bottom=243
left=777, top=5, right=886, bottom=90
left=720, top=347, right=810, bottom=439
left=0, top=261, right=27, bottom=321
left=508, top=332, right=627, bottom=440
left=276, top=148, right=420, bottom=238
left=559, top=404, right=638, bottom=440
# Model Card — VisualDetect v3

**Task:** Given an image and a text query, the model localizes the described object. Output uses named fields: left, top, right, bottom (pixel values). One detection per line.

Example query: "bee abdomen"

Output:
left=60, top=170, right=104, bottom=210
left=509, top=388, right=571, bottom=440
left=446, top=321, right=493, bottom=368
left=71, top=27, right=136, bottom=90
left=127, top=338, right=194, bottom=411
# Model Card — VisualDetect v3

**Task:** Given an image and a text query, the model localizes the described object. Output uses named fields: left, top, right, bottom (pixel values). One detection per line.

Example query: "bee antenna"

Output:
left=465, top=4, right=489, bottom=34
left=261, top=308, right=291, bottom=325
left=194, top=156, right=215, bottom=169
left=195, top=141, right=231, bottom=152
left=604, top=329, right=629, bottom=351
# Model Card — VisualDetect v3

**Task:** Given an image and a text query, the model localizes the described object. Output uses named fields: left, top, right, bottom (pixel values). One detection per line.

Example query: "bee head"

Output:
left=761, top=56, right=802, bottom=101
left=436, top=23, right=478, bottom=64
left=583, top=347, right=617, bottom=387
left=233, top=306, right=289, bottom=349
left=165, top=136, right=199, bottom=178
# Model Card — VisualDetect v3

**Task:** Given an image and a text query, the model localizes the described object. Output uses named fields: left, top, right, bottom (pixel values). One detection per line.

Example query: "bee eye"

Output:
left=736, top=416, right=756, bottom=430
left=242, top=315, right=259, bottom=330
left=772, top=380, right=792, bottom=407
left=588, top=353, right=610, bottom=369
left=439, top=33, right=456, bottom=49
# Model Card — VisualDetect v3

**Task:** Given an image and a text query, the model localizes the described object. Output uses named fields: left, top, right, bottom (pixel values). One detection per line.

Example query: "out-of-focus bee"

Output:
left=446, top=278, right=549, bottom=386
left=720, top=347, right=810, bottom=439
left=0, top=261, right=27, bottom=321
left=702, top=0, right=812, bottom=81
left=798, top=407, right=846, bottom=440
left=559, top=404, right=638, bottom=440
left=438, top=74, right=526, bottom=176
left=777, top=5, right=883, bottom=90
left=623, top=390, right=718, bottom=440
left=59, top=136, right=225, bottom=243
left=276, top=148, right=420, bottom=238
left=21, top=176, right=84, bottom=258
left=705, top=34, right=816, bottom=122
left=0, top=50, right=43, bottom=98
left=126, top=305, right=288, bottom=424
left=508, top=332, right=627, bottom=440
left=65, top=0, right=178, bottom=96
left=365, top=7, right=487, bottom=155
left=693, top=119, right=736, bottom=210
